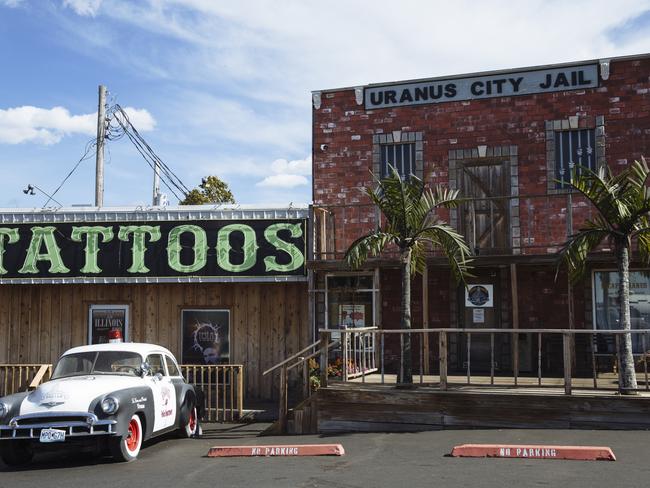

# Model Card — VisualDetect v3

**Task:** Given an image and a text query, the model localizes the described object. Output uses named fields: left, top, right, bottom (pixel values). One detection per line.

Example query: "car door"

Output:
left=145, top=353, right=177, bottom=432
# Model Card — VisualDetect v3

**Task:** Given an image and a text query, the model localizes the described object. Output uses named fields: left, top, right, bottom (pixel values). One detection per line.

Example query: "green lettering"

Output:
left=117, top=225, right=161, bottom=273
left=70, top=226, right=113, bottom=274
left=167, top=225, right=207, bottom=273
left=217, top=224, right=257, bottom=273
left=0, top=228, right=19, bottom=275
left=19, top=226, right=69, bottom=274
left=264, top=223, right=304, bottom=272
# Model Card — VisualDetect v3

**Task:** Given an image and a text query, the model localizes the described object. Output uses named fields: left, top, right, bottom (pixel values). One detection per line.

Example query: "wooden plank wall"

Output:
left=315, top=385, right=650, bottom=433
left=0, top=282, right=309, bottom=401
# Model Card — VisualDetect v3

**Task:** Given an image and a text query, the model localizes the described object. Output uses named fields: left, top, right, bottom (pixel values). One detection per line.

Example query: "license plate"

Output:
left=40, top=428, right=66, bottom=443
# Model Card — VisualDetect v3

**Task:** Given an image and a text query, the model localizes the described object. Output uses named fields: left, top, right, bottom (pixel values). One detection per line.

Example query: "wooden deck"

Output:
left=279, top=375, right=650, bottom=435
left=349, top=372, right=650, bottom=396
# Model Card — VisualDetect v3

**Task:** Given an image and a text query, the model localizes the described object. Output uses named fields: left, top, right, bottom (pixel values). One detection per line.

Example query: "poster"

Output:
left=465, top=284, right=494, bottom=308
left=89, top=305, right=128, bottom=344
left=181, top=309, right=230, bottom=364
left=338, top=305, right=366, bottom=328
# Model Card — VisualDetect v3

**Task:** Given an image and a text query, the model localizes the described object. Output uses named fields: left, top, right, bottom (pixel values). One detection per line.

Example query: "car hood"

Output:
left=19, top=375, right=145, bottom=415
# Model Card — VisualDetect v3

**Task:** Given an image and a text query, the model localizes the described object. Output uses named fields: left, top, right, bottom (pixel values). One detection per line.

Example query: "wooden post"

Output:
left=302, top=359, right=309, bottom=398
left=510, top=263, right=519, bottom=386
left=238, top=365, right=244, bottom=419
left=279, top=365, right=288, bottom=433
left=342, top=326, right=349, bottom=382
left=563, top=333, right=572, bottom=395
left=422, top=264, right=430, bottom=374
left=320, top=331, right=329, bottom=388
left=439, top=331, right=448, bottom=390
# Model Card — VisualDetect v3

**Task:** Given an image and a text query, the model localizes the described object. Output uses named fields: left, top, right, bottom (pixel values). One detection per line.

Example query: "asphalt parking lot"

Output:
left=1, top=423, right=650, bottom=488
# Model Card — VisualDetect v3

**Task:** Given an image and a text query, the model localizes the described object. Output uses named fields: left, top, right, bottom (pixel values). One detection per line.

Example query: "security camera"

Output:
left=320, top=144, right=328, bottom=151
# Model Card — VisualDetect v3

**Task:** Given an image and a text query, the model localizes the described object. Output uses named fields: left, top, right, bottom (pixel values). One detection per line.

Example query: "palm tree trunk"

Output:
left=400, top=247, right=413, bottom=384
left=616, top=241, right=638, bottom=394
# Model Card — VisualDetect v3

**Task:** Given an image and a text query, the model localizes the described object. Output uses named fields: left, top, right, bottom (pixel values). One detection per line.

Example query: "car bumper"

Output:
left=0, top=412, right=117, bottom=440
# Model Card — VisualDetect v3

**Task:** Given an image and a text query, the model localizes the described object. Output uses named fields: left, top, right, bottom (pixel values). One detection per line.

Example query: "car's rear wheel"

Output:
left=180, top=405, right=198, bottom=438
left=0, top=440, right=33, bottom=466
left=110, top=414, right=143, bottom=462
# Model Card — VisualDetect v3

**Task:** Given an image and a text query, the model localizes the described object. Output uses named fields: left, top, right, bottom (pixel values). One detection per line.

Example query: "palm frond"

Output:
left=418, top=223, right=473, bottom=284
left=344, top=231, right=393, bottom=269
left=558, top=224, right=611, bottom=283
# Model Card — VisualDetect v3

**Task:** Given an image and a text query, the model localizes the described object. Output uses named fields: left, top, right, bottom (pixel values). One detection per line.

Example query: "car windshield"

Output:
left=52, top=351, right=143, bottom=379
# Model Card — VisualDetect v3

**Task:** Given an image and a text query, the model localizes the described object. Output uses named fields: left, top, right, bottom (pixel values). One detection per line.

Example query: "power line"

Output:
left=42, top=138, right=97, bottom=207
left=110, top=104, right=191, bottom=201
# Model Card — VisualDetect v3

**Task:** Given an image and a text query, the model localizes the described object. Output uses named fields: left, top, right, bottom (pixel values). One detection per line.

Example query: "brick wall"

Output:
left=312, top=56, right=650, bottom=253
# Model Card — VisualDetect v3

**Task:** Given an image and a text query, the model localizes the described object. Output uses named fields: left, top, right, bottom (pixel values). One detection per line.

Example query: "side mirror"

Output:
left=140, top=362, right=151, bottom=378
left=154, top=372, right=164, bottom=382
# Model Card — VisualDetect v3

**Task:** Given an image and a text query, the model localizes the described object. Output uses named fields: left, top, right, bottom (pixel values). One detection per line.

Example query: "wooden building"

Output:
left=310, top=54, right=650, bottom=375
left=0, top=205, right=310, bottom=400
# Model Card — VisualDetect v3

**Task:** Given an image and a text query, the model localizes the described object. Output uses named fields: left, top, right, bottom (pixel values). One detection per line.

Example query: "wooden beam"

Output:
left=422, top=264, right=430, bottom=375
left=510, top=263, right=519, bottom=384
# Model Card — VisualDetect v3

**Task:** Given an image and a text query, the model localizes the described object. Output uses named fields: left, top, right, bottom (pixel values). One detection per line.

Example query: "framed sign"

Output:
left=338, top=304, right=366, bottom=328
left=181, top=309, right=230, bottom=364
left=465, top=284, right=494, bottom=308
left=88, top=304, right=129, bottom=344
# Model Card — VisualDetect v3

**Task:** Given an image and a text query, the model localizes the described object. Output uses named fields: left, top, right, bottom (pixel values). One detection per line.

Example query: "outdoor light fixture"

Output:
left=22, top=183, right=63, bottom=207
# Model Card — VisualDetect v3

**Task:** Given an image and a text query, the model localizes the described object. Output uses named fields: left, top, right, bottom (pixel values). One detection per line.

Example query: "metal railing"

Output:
left=312, top=192, right=598, bottom=260
left=0, top=364, right=52, bottom=397
left=180, top=365, right=243, bottom=422
left=318, top=328, right=650, bottom=395
left=340, top=326, right=379, bottom=381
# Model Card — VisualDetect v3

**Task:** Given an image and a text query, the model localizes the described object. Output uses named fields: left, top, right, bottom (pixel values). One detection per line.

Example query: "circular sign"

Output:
left=468, top=285, right=490, bottom=306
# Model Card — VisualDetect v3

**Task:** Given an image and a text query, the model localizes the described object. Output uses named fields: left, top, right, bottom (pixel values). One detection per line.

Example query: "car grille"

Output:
left=0, top=412, right=117, bottom=440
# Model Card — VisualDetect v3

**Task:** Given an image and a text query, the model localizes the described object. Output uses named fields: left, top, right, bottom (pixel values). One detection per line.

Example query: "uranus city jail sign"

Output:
left=364, top=63, right=599, bottom=109
left=0, top=219, right=307, bottom=282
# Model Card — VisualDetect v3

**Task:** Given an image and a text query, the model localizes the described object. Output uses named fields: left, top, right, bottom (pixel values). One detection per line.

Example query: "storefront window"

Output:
left=593, top=270, right=650, bottom=354
left=326, top=274, right=376, bottom=331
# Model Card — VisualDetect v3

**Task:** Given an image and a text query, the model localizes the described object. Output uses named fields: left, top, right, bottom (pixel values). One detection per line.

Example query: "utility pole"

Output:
left=152, top=161, right=161, bottom=206
left=95, top=84, right=107, bottom=207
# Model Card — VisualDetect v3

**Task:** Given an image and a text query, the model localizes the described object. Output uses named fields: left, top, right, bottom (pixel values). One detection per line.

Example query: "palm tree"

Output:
left=345, top=167, right=472, bottom=384
left=559, top=158, right=650, bottom=394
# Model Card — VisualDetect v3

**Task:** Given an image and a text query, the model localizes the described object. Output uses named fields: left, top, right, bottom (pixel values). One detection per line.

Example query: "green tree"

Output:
left=559, top=158, right=650, bottom=394
left=345, top=167, right=472, bottom=384
left=180, top=176, right=235, bottom=205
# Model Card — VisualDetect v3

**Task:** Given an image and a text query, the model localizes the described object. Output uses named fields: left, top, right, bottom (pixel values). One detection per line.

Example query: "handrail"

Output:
left=286, top=340, right=341, bottom=372
left=332, top=328, right=650, bottom=334
left=28, top=364, right=51, bottom=389
left=263, top=340, right=322, bottom=376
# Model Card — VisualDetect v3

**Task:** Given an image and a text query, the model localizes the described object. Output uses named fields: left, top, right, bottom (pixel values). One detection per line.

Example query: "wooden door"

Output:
left=460, top=160, right=510, bottom=254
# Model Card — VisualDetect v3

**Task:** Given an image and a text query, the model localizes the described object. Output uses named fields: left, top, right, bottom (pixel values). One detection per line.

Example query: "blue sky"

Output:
left=0, top=0, right=649, bottom=208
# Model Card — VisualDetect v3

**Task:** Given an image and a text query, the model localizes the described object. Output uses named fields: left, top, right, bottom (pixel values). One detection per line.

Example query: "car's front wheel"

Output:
left=0, top=440, right=33, bottom=466
left=110, top=414, right=143, bottom=462
left=180, top=405, right=199, bottom=438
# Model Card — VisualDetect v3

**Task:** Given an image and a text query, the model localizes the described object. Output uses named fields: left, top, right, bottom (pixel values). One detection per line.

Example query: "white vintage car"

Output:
left=0, top=342, right=201, bottom=465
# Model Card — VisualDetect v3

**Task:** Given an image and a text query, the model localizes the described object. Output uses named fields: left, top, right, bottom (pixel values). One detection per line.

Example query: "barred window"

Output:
left=380, top=143, right=416, bottom=179
left=554, top=129, right=596, bottom=189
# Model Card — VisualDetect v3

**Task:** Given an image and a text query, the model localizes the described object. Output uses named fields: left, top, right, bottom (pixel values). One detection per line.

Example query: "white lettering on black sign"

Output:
left=364, top=64, right=598, bottom=109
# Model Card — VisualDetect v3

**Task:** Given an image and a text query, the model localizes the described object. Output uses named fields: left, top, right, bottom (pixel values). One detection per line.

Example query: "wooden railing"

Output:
left=263, top=338, right=340, bottom=433
left=319, top=328, right=650, bottom=395
left=0, top=363, right=243, bottom=423
left=0, top=364, right=52, bottom=397
left=180, top=365, right=243, bottom=422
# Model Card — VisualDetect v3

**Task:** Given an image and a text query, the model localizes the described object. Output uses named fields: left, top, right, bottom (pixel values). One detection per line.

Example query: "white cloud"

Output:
left=0, top=105, right=155, bottom=145
left=270, top=156, right=311, bottom=176
left=63, top=0, right=102, bottom=17
left=256, top=155, right=311, bottom=188
left=256, top=174, right=309, bottom=188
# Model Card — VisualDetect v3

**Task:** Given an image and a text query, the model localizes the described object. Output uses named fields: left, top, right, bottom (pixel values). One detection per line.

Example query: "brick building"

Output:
left=309, top=53, right=650, bottom=376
